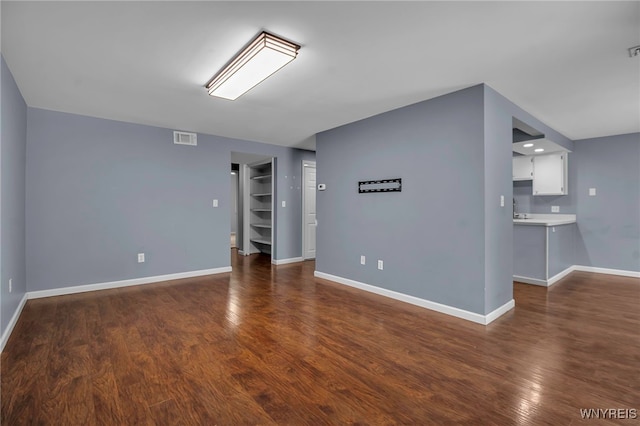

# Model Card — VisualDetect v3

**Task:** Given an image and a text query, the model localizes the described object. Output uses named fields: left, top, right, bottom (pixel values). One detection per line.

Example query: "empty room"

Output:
left=1, top=1, right=639, bottom=424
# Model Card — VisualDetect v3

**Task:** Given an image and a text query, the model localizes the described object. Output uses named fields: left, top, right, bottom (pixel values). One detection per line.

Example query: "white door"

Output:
left=303, top=162, right=316, bottom=259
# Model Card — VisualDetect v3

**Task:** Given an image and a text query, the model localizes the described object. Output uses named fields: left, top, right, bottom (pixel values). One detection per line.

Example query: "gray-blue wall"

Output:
left=548, top=224, right=577, bottom=277
left=483, top=86, right=516, bottom=313
left=1, top=55, right=28, bottom=338
left=513, top=132, right=640, bottom=273
left=513, top=225, right=546, bottom=280
left=26, top=108, right=314, bottom=292
left=315, top=83, right=587, bottom=317
left=573, top=133, right=640, bottom=272
left=316, top=85, right=491, bottom=315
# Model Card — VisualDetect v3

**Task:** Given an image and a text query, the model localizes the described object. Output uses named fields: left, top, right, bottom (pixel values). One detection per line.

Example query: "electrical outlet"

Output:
left=377, top=260, right=384, bottom=270
left=9, top=278, right=12, bottom=293
left=500, top=195, right=504, bottom=207
left=551, top=206, right=559, bottom=213
left=137, top=253, right=145, bottom=263
left=589, top=188, right=596, bottom=196
left=282, top=200, right=286, bottom=208
left=360, top=255, right=366, bottom=265
left=213, top=199, right=219, bottom=207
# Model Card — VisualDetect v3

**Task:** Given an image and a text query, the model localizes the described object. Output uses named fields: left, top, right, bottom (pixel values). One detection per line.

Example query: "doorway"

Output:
left=230, top=163, right=239, bottom=249
left=231, top=151, right=274, bottom=260
left=302, top=161, right=316, bottom=259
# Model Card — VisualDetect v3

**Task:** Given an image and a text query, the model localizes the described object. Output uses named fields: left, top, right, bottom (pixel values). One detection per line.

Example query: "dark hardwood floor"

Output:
left=2, top=251, right=639, bottom=425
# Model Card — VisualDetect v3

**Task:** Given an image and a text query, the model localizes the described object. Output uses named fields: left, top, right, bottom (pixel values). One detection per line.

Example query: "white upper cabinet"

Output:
left=513, top=155, right=534, bottom=180
left=532, top=153, right=568, bottom=196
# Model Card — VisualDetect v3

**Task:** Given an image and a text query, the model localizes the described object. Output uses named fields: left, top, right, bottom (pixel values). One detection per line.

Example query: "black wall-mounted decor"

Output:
left=358, top=178, right=402, bottom=194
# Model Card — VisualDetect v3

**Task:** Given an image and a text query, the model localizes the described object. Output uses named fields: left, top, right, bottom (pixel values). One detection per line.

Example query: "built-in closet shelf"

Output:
left=250, top=239, right=272, bottom=246
left=247, top=159, right=274, bottom=256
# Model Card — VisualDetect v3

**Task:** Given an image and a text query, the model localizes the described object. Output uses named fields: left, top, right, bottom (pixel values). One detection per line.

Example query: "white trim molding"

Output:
left=314, top=271, right=514, bottom=325
left=573, top=265, right=640, bottom=279
left=547, top=266, right=577, bottom=286
left=272, top=257, right=304, bottom=266
left=514, top=265, right=639, bottom=287
left=1, top=294, right=28, bottom=352
left=514, top=266, right=575, bottom=287
left=513, top=275, right=548, bottom=287
left=485, top=299, right=516, bottom=324
left=27, top=266, right=232, bottom=300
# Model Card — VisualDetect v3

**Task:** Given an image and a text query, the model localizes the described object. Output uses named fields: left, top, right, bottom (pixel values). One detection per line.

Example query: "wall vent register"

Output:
left=173, top=131, right=197, bottom=146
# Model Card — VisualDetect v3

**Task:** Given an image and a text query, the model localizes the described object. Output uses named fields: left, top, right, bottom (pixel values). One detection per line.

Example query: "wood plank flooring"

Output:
left=2, top=252, right=639, bottom=425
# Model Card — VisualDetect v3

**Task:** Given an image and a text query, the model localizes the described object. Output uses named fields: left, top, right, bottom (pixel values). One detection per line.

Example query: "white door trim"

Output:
left=302, top=160, right=316, bottom=260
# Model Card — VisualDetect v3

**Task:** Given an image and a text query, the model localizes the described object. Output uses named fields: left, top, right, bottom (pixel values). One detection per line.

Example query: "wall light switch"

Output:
left=138, top=253, right=145, bottom=263
left=282, top=201, right=286, bottom=208
left=500, top=195, right=504, bottom=207
left=377, top=260, right=384, bottom=270
left=551, top=206, right=559, bottom=213
left=213, top=199, right=219, bottom=207
left=360, top=255, right=366, bottom=265
left=9, top=278, right=12, bottom=293
left=589, top=188, right=596, bottom=196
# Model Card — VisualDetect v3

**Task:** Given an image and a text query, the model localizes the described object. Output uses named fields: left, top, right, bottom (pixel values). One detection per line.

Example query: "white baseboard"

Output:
left=514, top=266, right=575, bottom=287
left=1, top=294, right=28, bottom=352
left=547, top=266, right=577, bottom=286
left=514, top=265, right=639, bottom=287
left=27, top=266, right=232, bottom=300
left=485, top=299, right=516, bottom=324
left=314, top=271, right=514, bottom=325
left=573, top=265, right=640, bottom=279
left=272, top=257, right=304, bottom=265
left=513, top=275, right=548, bottom=286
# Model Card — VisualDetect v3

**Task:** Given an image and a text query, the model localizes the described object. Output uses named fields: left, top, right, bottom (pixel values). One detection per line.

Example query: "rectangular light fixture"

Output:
left=206, top=31, right=300, bottom=100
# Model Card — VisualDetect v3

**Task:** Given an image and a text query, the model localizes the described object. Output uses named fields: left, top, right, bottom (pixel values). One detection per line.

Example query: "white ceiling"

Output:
left=2, top=1, right=639, bottom=151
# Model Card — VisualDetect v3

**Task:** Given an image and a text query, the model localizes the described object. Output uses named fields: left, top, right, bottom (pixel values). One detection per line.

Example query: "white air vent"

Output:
left=173, top=131, right=197, bottom=146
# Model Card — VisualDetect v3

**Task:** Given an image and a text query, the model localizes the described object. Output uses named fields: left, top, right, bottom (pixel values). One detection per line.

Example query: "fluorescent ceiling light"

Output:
left=206, top=32, right=300, bottom=100
left=523, top=143, right=534, bottom=148
left=535, top=148, right=544, bottom=152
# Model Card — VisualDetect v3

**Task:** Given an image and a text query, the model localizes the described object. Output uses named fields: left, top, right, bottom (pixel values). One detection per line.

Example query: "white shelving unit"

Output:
left=247, top=160, right=273, bottom=255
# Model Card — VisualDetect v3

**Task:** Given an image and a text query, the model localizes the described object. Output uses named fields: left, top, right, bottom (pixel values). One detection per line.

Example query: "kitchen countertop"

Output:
left=513, top=214, right=576, bottom=227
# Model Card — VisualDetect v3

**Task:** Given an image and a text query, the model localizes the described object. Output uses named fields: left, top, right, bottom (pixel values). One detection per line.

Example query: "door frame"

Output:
left=301, top=160, right=317, bottom=260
